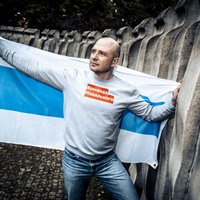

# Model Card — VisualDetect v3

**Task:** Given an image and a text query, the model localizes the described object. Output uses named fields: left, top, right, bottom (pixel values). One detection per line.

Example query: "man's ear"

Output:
left=111, top=57, right=119, bottom=67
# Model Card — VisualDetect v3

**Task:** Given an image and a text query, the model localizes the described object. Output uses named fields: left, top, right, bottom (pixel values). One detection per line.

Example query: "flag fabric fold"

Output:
left=0, top=37, right=178, bottom=168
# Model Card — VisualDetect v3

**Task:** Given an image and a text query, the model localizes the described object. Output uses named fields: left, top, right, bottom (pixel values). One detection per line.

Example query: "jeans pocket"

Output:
left=65, top=149, right=77, bottom=159
left=63, top=150, right=80, bottom=170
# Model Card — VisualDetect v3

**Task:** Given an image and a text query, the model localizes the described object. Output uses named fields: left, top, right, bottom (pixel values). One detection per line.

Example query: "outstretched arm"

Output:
left=0, top=38, right=66, bottom=90
left=128, top=83, right=181, bottom=122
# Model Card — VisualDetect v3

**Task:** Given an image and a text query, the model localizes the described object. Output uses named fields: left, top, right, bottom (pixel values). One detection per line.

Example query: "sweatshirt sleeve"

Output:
left=128, top=88, right=175, bottom=122
left=0, top=45, right=66, bottom=91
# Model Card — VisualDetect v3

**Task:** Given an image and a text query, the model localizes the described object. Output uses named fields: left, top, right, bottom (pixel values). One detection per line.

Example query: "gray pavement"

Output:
left=0, top=143, right=111, bottom=200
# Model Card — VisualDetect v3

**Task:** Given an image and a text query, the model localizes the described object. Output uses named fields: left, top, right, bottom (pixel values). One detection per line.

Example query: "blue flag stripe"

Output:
left=0, top=65, right=163, bottom=137
left=119, top=98, right=165, bottom=138
left=0, top=65, right=64, bottom=118
left=119, top=110, right=161, bottom=137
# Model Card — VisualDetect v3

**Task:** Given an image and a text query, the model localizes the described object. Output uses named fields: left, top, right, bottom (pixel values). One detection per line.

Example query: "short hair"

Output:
left=97, top=37, right=120, bottom=57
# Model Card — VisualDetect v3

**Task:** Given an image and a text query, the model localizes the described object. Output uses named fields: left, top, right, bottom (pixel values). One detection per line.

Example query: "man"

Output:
left=0, top=37, right=180, bottom=200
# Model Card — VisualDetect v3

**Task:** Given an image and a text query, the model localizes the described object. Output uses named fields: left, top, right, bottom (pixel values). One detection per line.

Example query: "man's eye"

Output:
left=100, top=52, right=106, bottom=56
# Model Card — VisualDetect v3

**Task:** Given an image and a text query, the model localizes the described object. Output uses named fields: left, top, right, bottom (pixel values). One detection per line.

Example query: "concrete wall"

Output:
left=0, top=0, right=199, bottom=199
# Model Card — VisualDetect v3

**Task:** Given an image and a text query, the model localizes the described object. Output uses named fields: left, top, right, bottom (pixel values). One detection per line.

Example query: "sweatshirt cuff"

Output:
left=166, top=98, right=176, bottom=111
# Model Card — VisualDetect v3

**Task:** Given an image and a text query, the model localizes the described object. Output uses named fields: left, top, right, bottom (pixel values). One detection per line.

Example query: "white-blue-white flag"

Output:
left=0, top=37, right=178, bottom=168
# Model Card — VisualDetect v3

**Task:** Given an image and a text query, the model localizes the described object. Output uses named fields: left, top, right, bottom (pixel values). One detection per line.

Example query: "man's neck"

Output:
left=94, top=71, right=114, bottom=81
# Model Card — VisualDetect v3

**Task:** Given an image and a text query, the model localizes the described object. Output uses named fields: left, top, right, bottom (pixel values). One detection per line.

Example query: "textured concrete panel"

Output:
left=116, top=26, right=133, bottom=65
left=43, top=29, right=60, bottom=53
left=123, top=18, right=155, bottom=69
left=66, top=30, right=82, bottom=57
left=35, top=29, right=50, bottom=49
left=78, top=31, right=91, bottom=58
left=168, top=22, right=200, bottom=200
left=187, top=129, right=200, bottom=200
left=0, top=26, right=14, bottom=39
left=84, top=31, right=102, bottom=59
left=8, top=27, right=25, bottom=43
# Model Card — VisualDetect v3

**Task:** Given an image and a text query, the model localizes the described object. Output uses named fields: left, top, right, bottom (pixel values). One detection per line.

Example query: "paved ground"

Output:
left=0, top=142, right=111, bottom=200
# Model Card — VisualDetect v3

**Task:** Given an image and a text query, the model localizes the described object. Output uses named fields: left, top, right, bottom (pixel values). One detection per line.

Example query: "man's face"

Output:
left=89, top=39, right=117, bottom=74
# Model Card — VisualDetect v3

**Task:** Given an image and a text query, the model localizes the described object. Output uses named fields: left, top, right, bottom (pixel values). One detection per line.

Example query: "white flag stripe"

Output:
left=0, top=109, right=65, bottom=150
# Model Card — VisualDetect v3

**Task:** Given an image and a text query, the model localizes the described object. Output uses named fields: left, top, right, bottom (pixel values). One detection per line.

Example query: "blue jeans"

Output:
left=62, top=149, right=139, bottom=200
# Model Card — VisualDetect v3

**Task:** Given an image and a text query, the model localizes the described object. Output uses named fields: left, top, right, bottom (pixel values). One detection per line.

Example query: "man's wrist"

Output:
left=171, top=100, right=176, bottom=106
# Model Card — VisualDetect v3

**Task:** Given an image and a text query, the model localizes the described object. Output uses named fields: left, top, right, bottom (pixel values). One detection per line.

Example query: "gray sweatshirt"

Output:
left=1, top=49, right=175, bottom=160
